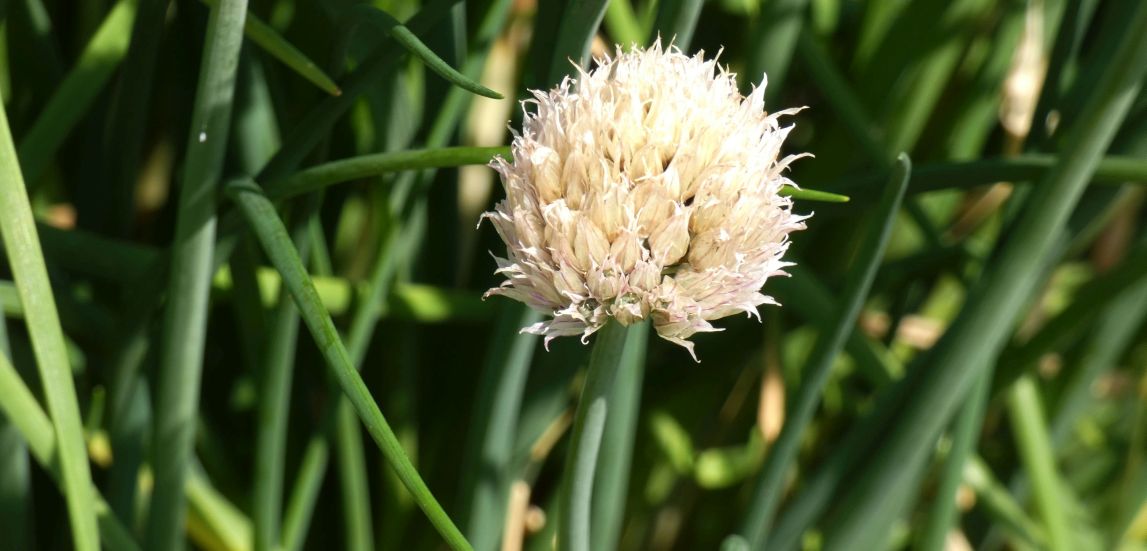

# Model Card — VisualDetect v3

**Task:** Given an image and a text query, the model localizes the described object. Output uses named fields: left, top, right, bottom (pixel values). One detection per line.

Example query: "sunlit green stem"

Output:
left=558, top=320, right=632, bottom=551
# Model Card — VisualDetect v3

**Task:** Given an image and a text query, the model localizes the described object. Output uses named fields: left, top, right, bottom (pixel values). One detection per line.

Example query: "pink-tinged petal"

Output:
left=478, top=42, right=810, bottom=359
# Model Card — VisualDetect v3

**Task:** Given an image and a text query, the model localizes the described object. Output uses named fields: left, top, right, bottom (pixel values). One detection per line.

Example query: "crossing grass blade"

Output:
left=146, top=0, right=248, bottom=548
left=265, top=145, right=848, bottom=203
left=199, top=0, right=341, bottom=95
left=225, top=178, right=473, bottom=551
left=1007, top=375, right=1072, bottom=551
left=650, top=0, right=705, bottom=49
left=0, top=88, right=100, bottom=551
left=0, top=352, right=139, bottom=550
left=917, top=371, right=990, bottom=551
left=745, top=0, right=808, bottom=101
left=604, top=0, right=644, bottom=47
left=254, top=0, right=461, bottom=183
left=994, top=237, right=1147, bottom=381
left=337, top=5, right=502, bottom=100
left=0, top=406, right=28, bottom=551
left=964, top=455, right=1047, bottom=548
left=0, top=317, right=23, bottom=549
left=1050, top=277, right=1147, bottom=446
left=251, top=206, right=319, bottom=551
left=102, top=0, right=167, bottom=237
left=547, top=0, right=610, bottom=83
left=336, top=400, right=375, bottom=551
left=16, top=0, right=135, bottom=186
left=732, top=154, right=910, bottom=550
left=459, top=305, right=542, bottom=551
left=268, top=146, right=509, bottom=200
left=813, top=4, right=1147, bottom=547
left=832, top=155, right=1147, bottom=199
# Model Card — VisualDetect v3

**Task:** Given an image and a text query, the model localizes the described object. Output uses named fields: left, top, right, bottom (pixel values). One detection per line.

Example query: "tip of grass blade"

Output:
left=780, top=187, right=850, bottom=203
left=347, top=6, right=505, bottom=101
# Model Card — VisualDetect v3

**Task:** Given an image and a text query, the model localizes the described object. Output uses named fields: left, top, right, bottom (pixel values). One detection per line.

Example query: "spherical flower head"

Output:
left=481, top=41, right=810, bottom=360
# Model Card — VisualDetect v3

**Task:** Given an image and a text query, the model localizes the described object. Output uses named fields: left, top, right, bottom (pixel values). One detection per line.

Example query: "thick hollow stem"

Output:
left=557, top=320, right=632, bottom=551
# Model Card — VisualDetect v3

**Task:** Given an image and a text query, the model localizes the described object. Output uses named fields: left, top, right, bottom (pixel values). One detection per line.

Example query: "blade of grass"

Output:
left=337, top=5, right=501, bottom=100
left=236, top=49, right=302, bottom=544
left=103, top=277, right=163, bottom=522
left=964, top=455, right=1047, bottom=548
left=1112, top=368, right=1147, bottom=547
left=186, top=467, right=252, bottom=551
left=745, top=0, right=807, bottom=101
left=996, top=237, right=1147, bottom=377
left=814, top=4, right=1147, bottom=547
left=831, top=154, right=1147, bottom=199
left=145, top=0, right=248, bottom=547
left=0, top=85, right=99, bottom=551
left=882, top=0, right=991, bottom=155
left=0, top=282, right=21, bottom=316
left=558, top=320, right=632, bottom=551
left=940, top=1, right=1025, bottom=160
left=212, top=255, right=491, bottom=322
left=731, top=154, right=910, bottom=550
left=796, top=28, right=886, bottom=163
left=0, top=351, right=140, bottom=550
left=280, top=420, right=331, bottom=551
left=100, top=0, right=167, bottom=514
left=228, top=240, right=270, bottom=369
left=16, top=0, right=135, bottom=186
left=1007, top=375, right=1071, bottom=551
left=268, top=146, right=509, bottom=200
left=548, top=0, right=610, bottom=83
left=252, top=205, right=319, bottom=551
left=1050, top=276, right=1147, bottom=446
left=254, top=0, right=461, bottom=183
left=102, top=0, right=167, bottom=236
left=0, top=411, right=28, bottom=551
left=199, top=0, right=340, bottom=95
left=783, top=188, right=848, bottom=203
left=0, top=317, right=28, bottom=551
left=771, top=267, right=900, bottom=385
left=225, top=177, right=472, bottom=551
left=266, top=145, right=848, bottom=202
left=7, top=0, right=64, bottom=105
left=650, top=0, right=705, bottom=50
left=604, top=0, right=644, bottom=47
left=336, top=401, right=374, bottom=551
left=458, top=304, right=543, bottom=551
left=917, top=370, right=990, bottom=551
left=281, top=174, right=410, bottom=551
left=1029, top=0, right=1093, bottom=149
left=277, top=215, right=337, bottom=551
left=37, top=223, right=161, bottom=281
left=591, top=321, right=649, bottom=551
left=281, top=0, right=511, bottom=544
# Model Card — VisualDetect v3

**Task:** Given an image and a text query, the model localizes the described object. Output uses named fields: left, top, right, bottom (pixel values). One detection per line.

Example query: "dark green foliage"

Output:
left=0, top=1, right=1145, bottom=550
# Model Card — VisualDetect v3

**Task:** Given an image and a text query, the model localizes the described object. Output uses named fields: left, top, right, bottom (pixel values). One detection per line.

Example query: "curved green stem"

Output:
left=147, top=1, right=248, bottom=547
left=225, top=178, right=472, bottom=551
left=733, top=154, right=910, bottom=550
left=0, top=76, right=100, bottom=551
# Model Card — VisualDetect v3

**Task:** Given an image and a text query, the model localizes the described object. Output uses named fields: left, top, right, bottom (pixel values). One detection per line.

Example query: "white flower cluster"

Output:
left=482, top=42, right=809, bottom=359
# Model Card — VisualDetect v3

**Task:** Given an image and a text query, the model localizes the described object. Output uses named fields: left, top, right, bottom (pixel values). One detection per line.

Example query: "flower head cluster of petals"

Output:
left=481, top=41, right=810, bottom=360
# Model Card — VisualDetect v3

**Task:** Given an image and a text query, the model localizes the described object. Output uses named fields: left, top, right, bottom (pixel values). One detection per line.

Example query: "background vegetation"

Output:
left=1, top=0, right=1146, bottom=550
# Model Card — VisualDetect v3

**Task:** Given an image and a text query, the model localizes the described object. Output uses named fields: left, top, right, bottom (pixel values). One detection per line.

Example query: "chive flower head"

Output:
left=482, top=42, right=809, bottom=359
